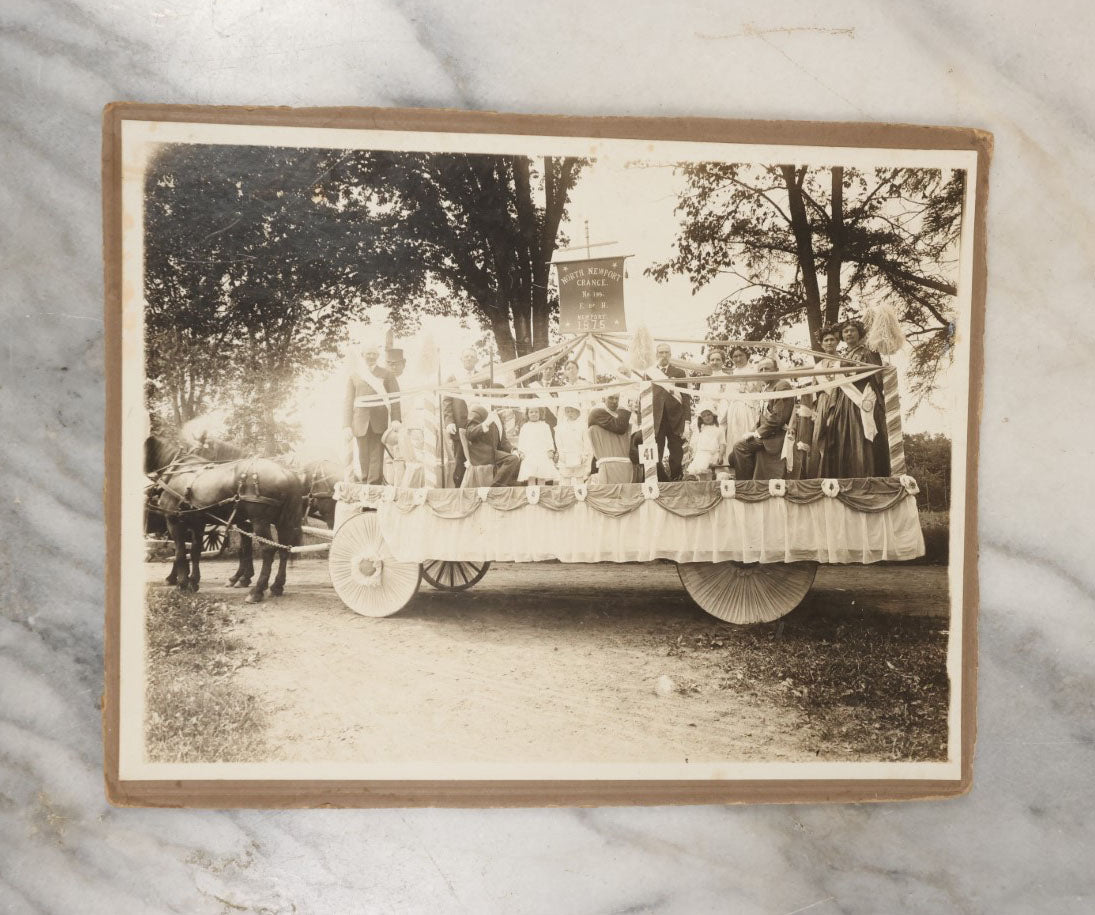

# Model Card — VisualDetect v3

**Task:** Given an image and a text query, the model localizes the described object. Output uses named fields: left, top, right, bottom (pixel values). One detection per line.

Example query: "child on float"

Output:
left=554, top=398, right=593, bottom=486
left=516, top=406, right=558, bottom=485
left=685, top=402, right=724, bottom=479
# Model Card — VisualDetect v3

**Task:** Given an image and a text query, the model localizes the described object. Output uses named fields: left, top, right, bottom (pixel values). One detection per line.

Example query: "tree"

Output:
left=323, top=151, right=587, bottom=360
left=143, top=143, right=426, bottom=449
left=904, top=432, right=952, bottom=511
left=144, top=144, right=587, bottom=447
left=648, top=165, right=965, bottom=402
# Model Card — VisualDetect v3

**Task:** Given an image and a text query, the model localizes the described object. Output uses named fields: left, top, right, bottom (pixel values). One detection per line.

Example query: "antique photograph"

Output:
left=108, top=110, right=981, bottom=798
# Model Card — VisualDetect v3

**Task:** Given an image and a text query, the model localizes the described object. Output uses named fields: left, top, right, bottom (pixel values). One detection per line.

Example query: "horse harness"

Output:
left=147, top=452, right=289, bottom=551
left=303, top=463, right=335, bottom=517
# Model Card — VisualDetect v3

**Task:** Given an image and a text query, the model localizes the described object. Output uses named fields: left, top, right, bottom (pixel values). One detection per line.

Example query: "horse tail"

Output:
left=278, top=472, right=305, bottom=549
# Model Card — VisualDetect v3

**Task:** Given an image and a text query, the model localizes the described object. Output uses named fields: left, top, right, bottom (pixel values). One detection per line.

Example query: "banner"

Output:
left=555, top=256, right=627, bottom=333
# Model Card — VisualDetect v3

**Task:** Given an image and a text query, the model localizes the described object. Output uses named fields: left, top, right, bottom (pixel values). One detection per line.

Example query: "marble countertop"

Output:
left=2, top=1, right=1093, bottom=911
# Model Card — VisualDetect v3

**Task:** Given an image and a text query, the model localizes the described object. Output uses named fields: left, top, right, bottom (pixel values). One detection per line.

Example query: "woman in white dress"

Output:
left=554, top=400, right=593, bottom=485
left=723, top=345, right=759, bottom=450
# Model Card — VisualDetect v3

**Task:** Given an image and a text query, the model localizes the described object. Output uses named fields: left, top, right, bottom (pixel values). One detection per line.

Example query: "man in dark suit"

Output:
left=650, top=343, right=692, bottom=481
left=732, top=357, right=794, bottom=481
left=464, top=405, right=520, bottom=486
left=342, top=343, right=400, bottom=484
left=442, top=348, right=483, bottom=487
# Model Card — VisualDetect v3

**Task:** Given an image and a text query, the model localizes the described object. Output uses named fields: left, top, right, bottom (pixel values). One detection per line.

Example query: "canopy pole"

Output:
left=512, top=335, right=583, bottom=385
left=640, top=381, right=658, bottom=482
left=590, top=333, right=624, bottom=377
left=882, top=365, right=906, bottom=474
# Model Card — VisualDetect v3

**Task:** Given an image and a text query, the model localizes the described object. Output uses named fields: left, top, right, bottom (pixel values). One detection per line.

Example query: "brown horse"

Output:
left=145, top=435, right=304, bottom=602
left=295, top=458, right=341, bottom=529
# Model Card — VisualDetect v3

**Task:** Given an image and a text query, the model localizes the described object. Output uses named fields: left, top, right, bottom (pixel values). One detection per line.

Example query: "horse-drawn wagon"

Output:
left=320, top=332, right=925, bottom=625
left=146, top=331, right=923, bottom=622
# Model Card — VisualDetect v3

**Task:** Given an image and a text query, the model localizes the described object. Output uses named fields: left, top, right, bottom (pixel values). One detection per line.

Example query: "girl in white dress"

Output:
left=686, top=405, right=724, bottom=477
left=723, top=345, right=760, bottom=449
left=554, top=402, right=592, bottom=485
left=516, top=407, right=557, bottom=484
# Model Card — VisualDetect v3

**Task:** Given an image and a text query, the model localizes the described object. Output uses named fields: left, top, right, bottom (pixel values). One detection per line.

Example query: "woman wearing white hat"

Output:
left=553, top=397, right=593, bottom=486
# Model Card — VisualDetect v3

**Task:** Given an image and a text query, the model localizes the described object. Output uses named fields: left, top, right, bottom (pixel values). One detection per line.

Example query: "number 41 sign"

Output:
left=638, top=442, right=658, bottom=467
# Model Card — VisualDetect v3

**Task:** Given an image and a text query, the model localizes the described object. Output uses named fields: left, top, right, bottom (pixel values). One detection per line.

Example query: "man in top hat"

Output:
left=731, top=356, right=793, bottom=481
left=385, top=346, right=406, bottom=378
left=343, top=342, right=401, bottom=485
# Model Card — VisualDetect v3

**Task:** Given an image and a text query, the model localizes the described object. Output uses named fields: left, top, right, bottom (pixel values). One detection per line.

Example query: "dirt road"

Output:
left=146, top=559, right=949, bottom=764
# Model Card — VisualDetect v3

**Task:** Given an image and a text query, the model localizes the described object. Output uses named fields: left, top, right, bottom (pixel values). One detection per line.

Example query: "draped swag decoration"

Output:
left=336, top=478, right=917, bottom=520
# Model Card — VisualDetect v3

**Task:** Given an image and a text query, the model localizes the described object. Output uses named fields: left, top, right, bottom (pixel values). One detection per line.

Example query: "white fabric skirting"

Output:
left=372, top=496, right=925, bottom=565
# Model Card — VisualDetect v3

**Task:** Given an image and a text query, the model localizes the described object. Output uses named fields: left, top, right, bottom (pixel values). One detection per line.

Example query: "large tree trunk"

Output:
left=530, top=284, right=551, bottom=353
left=491, top=318, right=518, bottom=363
left=825, top=166, right=844, bottom=328
left=780, top=165, right=824, bottom=347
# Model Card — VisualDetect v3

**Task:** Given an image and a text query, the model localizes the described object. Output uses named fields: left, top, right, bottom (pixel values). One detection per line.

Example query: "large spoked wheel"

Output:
left=203, top=522, right=230, bottom=556
left=420, top=560, right=491, bottom=591
left=328, top=512, right=421, bottom=617
left=677, top=561, right=819, bottom=625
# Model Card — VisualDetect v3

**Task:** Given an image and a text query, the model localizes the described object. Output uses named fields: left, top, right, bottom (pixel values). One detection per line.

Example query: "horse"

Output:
left=144, top=435, right=304, bottom=602
left=293, top=457, right=341, bottom=530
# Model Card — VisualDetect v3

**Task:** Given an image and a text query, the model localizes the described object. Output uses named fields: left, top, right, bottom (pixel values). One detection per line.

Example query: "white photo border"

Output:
left=117, top=118, right=978, bottom=783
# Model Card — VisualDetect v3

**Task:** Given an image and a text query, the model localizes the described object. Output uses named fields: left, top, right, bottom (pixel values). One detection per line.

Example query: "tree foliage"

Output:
left=903, top=432, right=952, bottom=511
left=147, top=143, right=591, bottom=446
left=648, top=164, right=965, bottom=403
left=143, top=143, right=419, bottom=449
left=321, top=151, right=586, bottom=360
left=144, top=144, right=586, bottom=447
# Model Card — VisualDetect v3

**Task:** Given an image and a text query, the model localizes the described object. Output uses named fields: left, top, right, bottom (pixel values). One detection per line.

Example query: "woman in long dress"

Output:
left=723, top=346, right=759, bottom=450
left=554, top=401, right=592, bottom=485
left=821, top=320, right=890, bottom=478
left=805, top=327, right=843, bottom=478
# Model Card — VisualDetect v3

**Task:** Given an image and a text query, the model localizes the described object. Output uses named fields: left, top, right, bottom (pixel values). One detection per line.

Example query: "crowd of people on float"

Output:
left=341, top=321, right=890, bottom=489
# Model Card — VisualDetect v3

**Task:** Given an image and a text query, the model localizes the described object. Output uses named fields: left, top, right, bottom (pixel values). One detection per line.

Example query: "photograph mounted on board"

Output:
left=104, top=106, right=987, bottom=806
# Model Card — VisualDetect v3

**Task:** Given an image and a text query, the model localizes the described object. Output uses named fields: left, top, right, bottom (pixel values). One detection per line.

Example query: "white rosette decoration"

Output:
left=821, top=478, right=840, bottom=498
left=642, top=480, right=660, bottom=500
left=574, top=483, right=588, bottom=502
left=768, top=479, right=787, bottom=497
left=412, top=488, right=428, bottom=506
left=720, top=479, right=736, bottom=499
left=526, top=485, right=541, bottom=505
left=899, top=474, right=920, bottom=495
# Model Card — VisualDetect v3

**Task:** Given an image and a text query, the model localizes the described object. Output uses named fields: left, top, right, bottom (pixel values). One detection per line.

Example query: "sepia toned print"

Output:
left=104, top=106, right=987, bottom=806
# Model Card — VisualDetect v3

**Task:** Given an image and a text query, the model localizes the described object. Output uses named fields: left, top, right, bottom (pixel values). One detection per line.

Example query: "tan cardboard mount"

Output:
left=103, top=103, right=990, bottom=808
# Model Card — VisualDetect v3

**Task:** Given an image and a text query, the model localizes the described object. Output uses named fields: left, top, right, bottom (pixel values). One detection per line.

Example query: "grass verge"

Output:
left=917, top=509, right=950, bottom=564
left=660, top=602, right=950, bottom=761
left=145, top=587, right=266, bottom=763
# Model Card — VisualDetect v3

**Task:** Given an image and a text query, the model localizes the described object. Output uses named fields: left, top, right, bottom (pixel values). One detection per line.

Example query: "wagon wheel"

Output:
left=202, top=522, right=230, bottom=556
left=420, top=560, right=491, bottom=591
left=677, top=561, right=818, bottom=625
left=328, top=511, right=420, bottom=617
